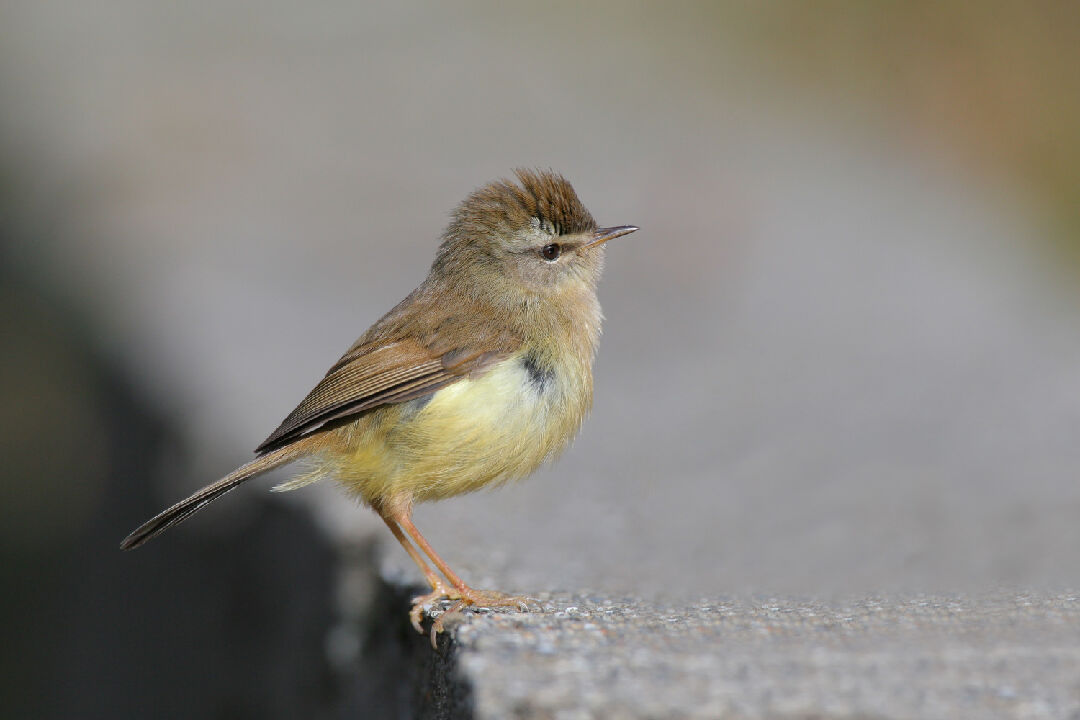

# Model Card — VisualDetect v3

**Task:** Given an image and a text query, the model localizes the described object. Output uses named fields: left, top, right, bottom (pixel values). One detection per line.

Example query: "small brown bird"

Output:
left=122, top=169, right=636, bottom=635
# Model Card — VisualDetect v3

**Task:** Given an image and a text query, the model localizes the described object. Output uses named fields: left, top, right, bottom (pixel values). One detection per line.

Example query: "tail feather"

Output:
left=120, top=443, right=308, bottom=550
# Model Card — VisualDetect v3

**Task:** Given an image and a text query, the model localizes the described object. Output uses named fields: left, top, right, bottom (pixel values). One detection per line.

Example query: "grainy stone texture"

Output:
left=410, top=589, right=1080, bottom=720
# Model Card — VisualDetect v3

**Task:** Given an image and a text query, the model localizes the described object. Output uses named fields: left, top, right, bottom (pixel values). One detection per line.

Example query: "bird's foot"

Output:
left=429, top=588, right=534, bottom=640
left=410, top=584, right=534, bottom=647
left=409, top=581, right=463, bottom=634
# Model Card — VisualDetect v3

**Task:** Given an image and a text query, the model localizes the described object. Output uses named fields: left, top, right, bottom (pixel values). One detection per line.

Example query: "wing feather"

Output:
left=255, top=339, right=506, bottom=453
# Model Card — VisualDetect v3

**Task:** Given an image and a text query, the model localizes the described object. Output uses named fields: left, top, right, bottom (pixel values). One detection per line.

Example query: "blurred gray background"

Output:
left=2, top=2, right=1079, bottom=717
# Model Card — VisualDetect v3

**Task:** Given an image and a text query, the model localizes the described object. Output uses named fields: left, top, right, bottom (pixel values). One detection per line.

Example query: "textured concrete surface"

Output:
left=416, top=589, right=1080, bottom=720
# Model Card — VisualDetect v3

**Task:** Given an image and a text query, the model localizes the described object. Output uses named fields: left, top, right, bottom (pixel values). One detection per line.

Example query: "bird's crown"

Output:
left=447, top=169, right=597, bottom=243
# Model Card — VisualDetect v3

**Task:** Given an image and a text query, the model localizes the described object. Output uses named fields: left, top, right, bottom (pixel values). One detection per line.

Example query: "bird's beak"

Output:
left=584, top=225, right=639, bottom=249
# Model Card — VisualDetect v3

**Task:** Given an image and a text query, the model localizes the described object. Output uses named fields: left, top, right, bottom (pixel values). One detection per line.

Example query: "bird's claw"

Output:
left=409, top=583, right=461, bottom=634
left=410, top=586, right=534, bottom=646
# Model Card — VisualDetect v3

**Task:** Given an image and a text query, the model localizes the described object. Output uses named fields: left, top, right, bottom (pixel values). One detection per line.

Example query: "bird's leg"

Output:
left=392, top=507, right=472, bottom=591
left=391, top=506, right=532, bottom=636
left=376, top=510, right=460, bottom=633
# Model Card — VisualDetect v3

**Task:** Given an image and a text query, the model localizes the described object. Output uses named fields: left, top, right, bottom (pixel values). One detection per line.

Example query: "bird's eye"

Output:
left=540, top=243, right=562, bottom=261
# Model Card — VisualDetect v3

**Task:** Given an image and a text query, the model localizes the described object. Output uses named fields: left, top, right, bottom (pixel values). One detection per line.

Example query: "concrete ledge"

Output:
left=395, top=588, right=1080, bottom=719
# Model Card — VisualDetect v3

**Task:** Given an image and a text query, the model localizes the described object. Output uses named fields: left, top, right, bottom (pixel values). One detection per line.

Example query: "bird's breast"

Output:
left=336, top=346, right=593, bottom=504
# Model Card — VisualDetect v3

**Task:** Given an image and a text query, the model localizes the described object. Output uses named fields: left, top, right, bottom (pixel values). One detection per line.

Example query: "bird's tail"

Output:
left=120, top=441, right=311, bottom=550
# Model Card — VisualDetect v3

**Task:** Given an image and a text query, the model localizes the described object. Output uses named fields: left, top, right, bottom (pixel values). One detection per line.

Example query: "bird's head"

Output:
left=433, top=169, right=636, bottom=304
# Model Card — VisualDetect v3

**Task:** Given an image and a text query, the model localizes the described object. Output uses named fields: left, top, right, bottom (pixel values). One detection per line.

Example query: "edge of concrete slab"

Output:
left=366, top=582, right=1080, bottom=720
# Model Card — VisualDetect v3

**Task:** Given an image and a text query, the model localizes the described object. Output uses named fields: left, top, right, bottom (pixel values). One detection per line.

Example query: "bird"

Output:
left=122, top=169, right=637, bottom=637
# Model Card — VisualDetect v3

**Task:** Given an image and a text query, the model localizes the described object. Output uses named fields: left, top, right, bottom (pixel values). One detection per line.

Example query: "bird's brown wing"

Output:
left=255, top=338, right=507, bottom=454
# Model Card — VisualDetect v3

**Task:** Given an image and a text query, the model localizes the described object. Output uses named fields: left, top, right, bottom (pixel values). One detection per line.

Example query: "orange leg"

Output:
left=387, top=504, right=532, bottom=642
left=376, top=509, right=461, bottom=634
left=393, top=507, right=474, bottom=592
left=377, top=511, right=445, bottom=590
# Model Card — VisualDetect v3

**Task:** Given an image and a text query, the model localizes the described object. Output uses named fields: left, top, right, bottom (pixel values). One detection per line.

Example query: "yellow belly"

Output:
left=313, top=350, right=592, bottom=505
